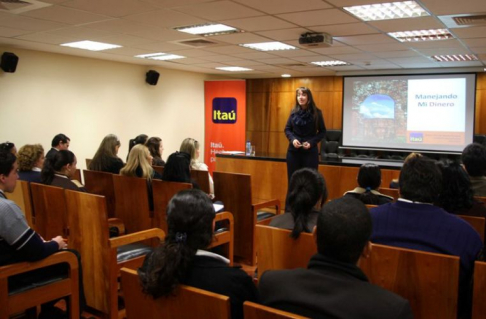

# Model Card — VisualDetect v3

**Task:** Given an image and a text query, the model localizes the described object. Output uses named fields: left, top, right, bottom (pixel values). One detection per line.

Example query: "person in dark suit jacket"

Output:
left=41, top=150, right=86, bottom=192
left=138, top=189, right=258, bottom=319
left=17, top=144, right=45, bottom=183
left=45, top=134, right=70, bottom=161
left=259, top=197, right=413, bottom=319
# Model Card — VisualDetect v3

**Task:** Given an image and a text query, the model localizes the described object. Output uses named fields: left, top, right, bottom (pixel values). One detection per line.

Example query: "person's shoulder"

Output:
left=362, top=283, right=412, bottom=317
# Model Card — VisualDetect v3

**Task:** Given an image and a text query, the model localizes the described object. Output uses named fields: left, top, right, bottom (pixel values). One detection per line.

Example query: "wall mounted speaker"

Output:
left=1, top=52, right=19, bottom=73
left=146, top=70, right=159, bottom=85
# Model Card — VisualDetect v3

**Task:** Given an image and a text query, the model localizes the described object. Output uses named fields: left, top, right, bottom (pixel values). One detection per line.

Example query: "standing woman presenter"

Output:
left=284, top=87, right=326, bottom=183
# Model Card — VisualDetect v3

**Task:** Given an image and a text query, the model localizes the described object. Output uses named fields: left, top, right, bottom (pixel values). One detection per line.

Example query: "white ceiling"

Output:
left=0, top=0, right=485, bottom=78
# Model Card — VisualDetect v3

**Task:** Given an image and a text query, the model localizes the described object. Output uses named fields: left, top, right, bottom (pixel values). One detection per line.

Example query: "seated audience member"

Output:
left=344, top=163, right=393, bottom=205
left=180, top=137, right=214, bottom=198
left=370, top=155, right=482, bottom=318
left=270, top=168, right=327, bottom=238
left=88, top=134, right=124, bottom=174
left=45, top=134, right=70, bottom=161
left=0, top=151, right=85, bottom=318
left=41, top=150, right=86, bottom=192
left=0, top=141, right=17, bottom=155
left=438, top=161, right=486, bottom=237
left=120, top=144, right=161, bottom=180
left=146, top=136, right=165, bottom=166
left=138, top=189, right=258, bottom=319
left=259, top=197, right=413, bottom=319
left=162, top=151, right=197, bottom=187
left=388, top=152, right=422, bottom=189
left=127, top=134, right=148, bottom=161
left=17, top=144, right=45, bottom=183
left=462, top=143, right=486, bottom=197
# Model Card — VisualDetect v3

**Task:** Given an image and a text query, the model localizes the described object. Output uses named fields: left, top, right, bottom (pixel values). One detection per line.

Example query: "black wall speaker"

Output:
left=146, top=70, right=159, bottom=85
left=1, top=52, right=19, bottom=73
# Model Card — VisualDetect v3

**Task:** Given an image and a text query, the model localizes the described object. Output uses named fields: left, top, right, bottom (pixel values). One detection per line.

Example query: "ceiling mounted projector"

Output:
left=299, top=32, right=333, bottom=48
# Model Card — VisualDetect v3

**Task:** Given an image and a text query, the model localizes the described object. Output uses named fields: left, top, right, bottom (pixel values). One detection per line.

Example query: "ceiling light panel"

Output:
left=135, top=53, right=185, bottom=60
left=239, top=42, right=297, bottom=51
left=216, top=67, right=253, bottom=71
left=343, top=1, right=429, bottom=22
left=388, top=29, right=454, bottom=42
left=311, top=61, right=351, bottom=66
left=60, top=41, right=121, bottom=51
left=175, top=24, right=239, bottom=36
left=430, top=54, right=478, bottom=62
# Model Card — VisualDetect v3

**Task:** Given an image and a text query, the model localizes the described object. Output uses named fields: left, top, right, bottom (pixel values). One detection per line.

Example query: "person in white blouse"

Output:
left=179, top=138, right=214, bottom=198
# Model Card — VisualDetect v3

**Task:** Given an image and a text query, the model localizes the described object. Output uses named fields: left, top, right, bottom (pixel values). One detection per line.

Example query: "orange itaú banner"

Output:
left=204, top=80, right=246, bottom=174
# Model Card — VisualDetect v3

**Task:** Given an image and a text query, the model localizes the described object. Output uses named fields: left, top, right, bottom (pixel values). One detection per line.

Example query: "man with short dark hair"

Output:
left=45, top=133, right=70, bottom=161
left=371, top=155, right=482, bottom=318
left=259, top=197, right=413, bottom=319
left=462, top=143, right=486, bottom=196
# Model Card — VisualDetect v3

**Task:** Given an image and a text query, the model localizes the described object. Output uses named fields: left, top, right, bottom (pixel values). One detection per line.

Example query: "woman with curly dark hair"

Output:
left=138, top=189, right=258, bottom=319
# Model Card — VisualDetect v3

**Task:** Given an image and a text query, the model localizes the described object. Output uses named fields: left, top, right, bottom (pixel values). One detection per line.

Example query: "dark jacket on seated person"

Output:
left=259, top=253, right=413, bottom=319
left=343, top=187, right=393, bottom=205
left=18, top=170, right=41, bottom=183
left=50, top=174, right=86, bottom=192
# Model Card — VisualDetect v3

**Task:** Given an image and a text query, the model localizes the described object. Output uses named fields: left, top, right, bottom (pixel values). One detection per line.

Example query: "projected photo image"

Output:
left=351, top=80, right=408, bottom=143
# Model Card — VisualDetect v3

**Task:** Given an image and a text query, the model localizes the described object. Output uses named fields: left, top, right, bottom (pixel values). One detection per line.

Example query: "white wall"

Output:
left=0, top=47, right=221, bottom=170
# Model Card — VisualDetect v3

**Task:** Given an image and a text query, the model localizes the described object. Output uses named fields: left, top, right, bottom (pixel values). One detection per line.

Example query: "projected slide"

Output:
left=342, top=74, right=475, bottom=153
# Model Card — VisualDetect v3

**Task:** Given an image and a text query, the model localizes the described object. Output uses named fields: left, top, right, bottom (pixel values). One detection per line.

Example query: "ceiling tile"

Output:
left=334, top=34, right=396, bottom=45
left=96, top=34, right=155, bottom=46
left=327, top=53, right=379, bottom=62
left=308, top=45, right=362, bottom=55
left=420, top=0, right=486, bottom=15
left=292, top=55, right=332, bottom=63
left=256, top=57, right=304, bottom=65
left=326, top=0, right=395, bottom=6
left=15, top=32, right=82, bottom=44
left=202, top=45, right=255, bottom=54
left=133, top=41, right=191, bottom=52
left=415, top=47, right=476, bottom=56
left=270, top=49, right=318, bottom=58
left=21, top=5, right=110, bottom=25
left=373, top=50, right=420, bottom=58
left=199, top=55, right=243, bottom=62
left=406, top=39, right=466, bottom=49
left=386, top=56, right=434, bottom=64
left=211, top=32, right=271, bottom=45
left=451, top=26, right=486, bottom=39
left=167, top=49, right=221, bottom=57
left=309, top=23, right=377, bottom=37
left=222, top=16, right=297, bottom=32
left=438, top=61, right=483, bottom=67
left=173, top=1, right=263, bottom=21
left=355, top=43, right=408, bottom=52
left=277, top=9, right=359, bottom=27
left=0, top=26, right=33, bottom=37
left=231, top=52, right=278, bottom=59
left=61, top=0, right=160, bottom=17
left=463, top=38, right=486, bottom=47
left=362, top=62, right=402, bottom=69
left=0, top=12, right=67, bottom=31
left=255, top=28, right=309, bottom=41
left=232, top=0, right=332, bottom=14
left=470, top=47, right=486, bottom=54
left=124, top=9, right=207, bottom=29
left=46, top=26, right=118, bottom=40
left=104, top=47, right=154, bottom=56
left=140, top=0, right=215, bottom=9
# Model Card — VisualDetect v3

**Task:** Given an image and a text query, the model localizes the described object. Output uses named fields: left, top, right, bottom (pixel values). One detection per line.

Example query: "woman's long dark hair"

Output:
left=41, top=150, right=75, bottom=185
left=437, top=161, right=474, bottom=212
left=162, top=151, right=199, bottom=188
left=138, top=189, right=215, bottom=298
left=89, top=134, right=121, bottom=171
left=357, top=163, right=381, bottom=205
left=288, top=168, right=327, bottom=239
left=127, top=134, right=148, bottom=160
left=291, top=87, right=319, bottom=130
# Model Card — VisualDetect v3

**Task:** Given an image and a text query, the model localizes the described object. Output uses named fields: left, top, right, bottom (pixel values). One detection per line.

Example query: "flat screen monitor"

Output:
left=342, top=73, right=476, bottom=153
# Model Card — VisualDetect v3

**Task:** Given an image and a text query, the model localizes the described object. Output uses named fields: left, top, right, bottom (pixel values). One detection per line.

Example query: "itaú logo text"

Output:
left=212, top=97, right=237, bottom=124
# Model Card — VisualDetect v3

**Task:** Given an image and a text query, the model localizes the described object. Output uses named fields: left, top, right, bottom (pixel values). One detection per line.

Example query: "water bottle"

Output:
left=245, top=140, right=251, bottom=156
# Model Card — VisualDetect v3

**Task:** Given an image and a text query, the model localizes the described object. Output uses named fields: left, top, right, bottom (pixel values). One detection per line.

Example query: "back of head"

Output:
left=462, top=143, right=486, bottom=177
left=146, top=137, right=162, bottom=158
left=41, top=150, right=75, bottom=185
left=162, top=152, right=192, bottom=183
left=51, top=134, right=70, bottom=148
left=0, top=151, right=16, bottom=177
left=357, top=163, right=381, bottom=205
left=399, top=156, right=442, bottom=203
left=138, top=189, right=215, bottom=298
left=288, top=168, right=327, bottom=239
left=438, top=160, right=473, bottom=212
left=120, top=144, right=152, bottom=179
left=316, top=197, right=371, bottom=264
left=128, top=134, right=148, bottom=154
left=89, top=134, right=120, bottom=171
left=0, top=141, right=16, bottom=154
left=179, top=138, right=199, bottom=162
left=18, top=144, right=44, bottom=171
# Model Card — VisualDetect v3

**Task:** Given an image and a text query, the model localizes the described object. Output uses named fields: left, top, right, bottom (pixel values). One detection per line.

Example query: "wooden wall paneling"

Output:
left=273, top=77, right=295, bottom=92
left=476, top=73, right=486, bottom=90
left=380, top=169, right=400, bottom=189
left=269, top=92, right=295, bottom=132
left=267, top=132, right=290, bottom=155
left=331, top=91, right=343, bottom=130
left=476, top=89, right=486, bottom=134
left=247, top=92, right=269, bottom=131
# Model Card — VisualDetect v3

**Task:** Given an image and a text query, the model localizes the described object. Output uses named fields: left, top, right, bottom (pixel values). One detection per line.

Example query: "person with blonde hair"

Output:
left=180, top=138, right=214, bottom=197
left=89, top=134, right=124, bottom=174
left=120, top=144, right=161, bottom=180
left=18, top=144, right=45, bottom=183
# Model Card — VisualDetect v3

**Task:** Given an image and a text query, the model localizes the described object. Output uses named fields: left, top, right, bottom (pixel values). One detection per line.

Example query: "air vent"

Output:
left=439, top=13, right=486, bottom=28
left=174, top=38, right=219, bottom=48
left=453, top=15, right=486, bottom=26
left=0, top=0, right=51, bottom=13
